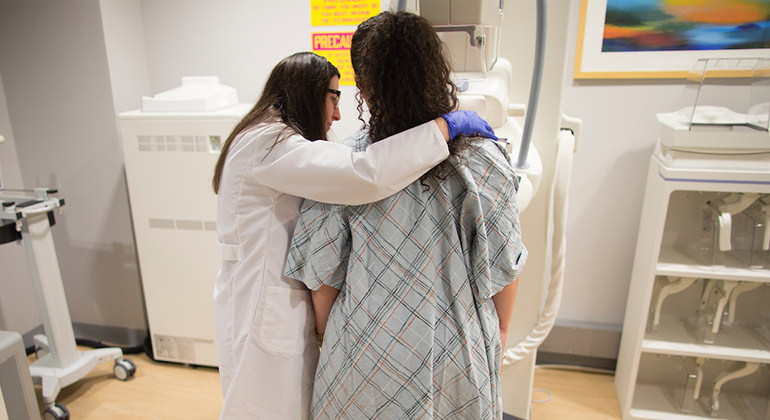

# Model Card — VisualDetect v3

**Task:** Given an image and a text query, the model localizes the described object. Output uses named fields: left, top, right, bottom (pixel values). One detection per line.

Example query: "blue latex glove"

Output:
left=441, top=110, right=498, bottom=140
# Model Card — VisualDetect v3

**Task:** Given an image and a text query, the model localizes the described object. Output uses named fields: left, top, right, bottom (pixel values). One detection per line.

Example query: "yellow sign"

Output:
left=312, top=32, right=355, bottom=86
left=311, top=0, right=380, bottom=27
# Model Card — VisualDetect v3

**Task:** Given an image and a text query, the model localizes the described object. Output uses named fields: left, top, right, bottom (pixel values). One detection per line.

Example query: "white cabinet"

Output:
left=615, top=148, right=770, bottom=420
left=119, top=104, right=249, bottom=367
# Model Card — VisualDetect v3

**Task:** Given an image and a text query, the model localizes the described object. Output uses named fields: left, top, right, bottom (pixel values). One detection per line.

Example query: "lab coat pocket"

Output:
left=258, top=286, right=312, bottom=356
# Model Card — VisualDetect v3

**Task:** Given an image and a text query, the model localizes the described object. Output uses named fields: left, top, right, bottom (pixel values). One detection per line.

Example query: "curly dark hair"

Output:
left=212, top=52, right=340, bottom=193
left=351, top=11, right=472, bottom=185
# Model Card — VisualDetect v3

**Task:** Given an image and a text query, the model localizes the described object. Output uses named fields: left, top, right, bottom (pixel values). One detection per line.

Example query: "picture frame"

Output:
left=574, top=0, right=770, bottom=79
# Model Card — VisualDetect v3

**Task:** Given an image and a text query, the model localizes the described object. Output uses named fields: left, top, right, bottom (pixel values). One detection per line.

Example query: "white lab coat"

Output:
left=214, top=119, right=449, bottom=420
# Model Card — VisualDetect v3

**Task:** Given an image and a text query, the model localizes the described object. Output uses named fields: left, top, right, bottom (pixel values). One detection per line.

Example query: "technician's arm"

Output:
left=311, top=285, right=340, bottom=335
left=492, top=277, right=519, bottom=350
left=254, top=118, right=450, bottom=205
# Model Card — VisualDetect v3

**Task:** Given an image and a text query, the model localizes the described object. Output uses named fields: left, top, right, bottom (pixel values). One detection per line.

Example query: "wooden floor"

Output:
left=33, top=349, right=622, bottom=420
left=529, top=365, right=622, bottom=420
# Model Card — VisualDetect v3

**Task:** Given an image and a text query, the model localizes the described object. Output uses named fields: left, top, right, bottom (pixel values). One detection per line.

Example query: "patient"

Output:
left=285, top=11, right=527, bottom=420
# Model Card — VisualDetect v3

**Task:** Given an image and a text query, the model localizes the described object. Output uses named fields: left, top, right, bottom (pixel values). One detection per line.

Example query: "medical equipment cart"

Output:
left=615, top=150, right=770, bottom=420
left=615, top=59, right=770, bottom=420
left=0, top=188, right=135, bottom=420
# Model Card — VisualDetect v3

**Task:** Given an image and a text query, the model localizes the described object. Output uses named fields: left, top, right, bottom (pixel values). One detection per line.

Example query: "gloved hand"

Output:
left=441, top=110, right=498, bottom=140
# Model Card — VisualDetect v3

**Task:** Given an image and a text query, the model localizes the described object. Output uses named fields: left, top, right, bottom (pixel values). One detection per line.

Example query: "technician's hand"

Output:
left=442, top=110, right=498, bottom=141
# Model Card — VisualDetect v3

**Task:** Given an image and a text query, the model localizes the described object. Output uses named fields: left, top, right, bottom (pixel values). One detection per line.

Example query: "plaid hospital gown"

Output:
left=284, top=133, right=527, bottom=420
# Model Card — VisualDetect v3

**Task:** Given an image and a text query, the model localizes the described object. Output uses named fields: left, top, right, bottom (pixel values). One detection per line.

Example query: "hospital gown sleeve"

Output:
left=465, top=140, right=528, bottom=300
left=284, top=201, right=349, bottom=291
left=254, top=120, right=448, bottom=205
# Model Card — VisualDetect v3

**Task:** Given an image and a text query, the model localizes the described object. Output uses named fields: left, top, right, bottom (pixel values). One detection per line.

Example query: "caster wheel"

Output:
left=43, top=403, right=70, bottom=420
left=114, top=358, right=137, bottom=381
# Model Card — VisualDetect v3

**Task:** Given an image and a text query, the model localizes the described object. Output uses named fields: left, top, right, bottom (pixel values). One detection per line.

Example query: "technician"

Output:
left=211, top=51, right=495, bottom=420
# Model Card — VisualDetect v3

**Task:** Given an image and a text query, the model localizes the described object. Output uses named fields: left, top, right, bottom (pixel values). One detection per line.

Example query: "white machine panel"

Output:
left=119, top=104, right=250, bottom=367
left=419, top=0, right=502, bottom=26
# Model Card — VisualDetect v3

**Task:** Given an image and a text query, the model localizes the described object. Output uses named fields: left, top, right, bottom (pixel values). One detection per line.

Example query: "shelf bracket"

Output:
left=697, top=280, right=739, bottom=343
left=708, top=193, right=761, bottom=252
left=649, top=276, right=697, bottom=331
left=710, top=361, right=759, bottom=415
left=759, top=194, right=770, bottom=251
left=681, top=356, right=705, bottom=413
left=765, top=382, right=770, bottom=420
left=697, top=278, right=718, bottom=316
left=724, top=281, right=763, bottom=327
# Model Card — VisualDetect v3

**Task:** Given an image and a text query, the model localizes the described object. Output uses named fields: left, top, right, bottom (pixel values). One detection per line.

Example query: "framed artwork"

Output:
left=575, top=0, right=770, bottom=79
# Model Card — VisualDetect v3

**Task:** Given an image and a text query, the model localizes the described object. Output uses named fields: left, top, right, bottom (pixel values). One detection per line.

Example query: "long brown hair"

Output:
left=350, top=11, right=466, bottom=184
left=212, top=52, right=340, bottom=193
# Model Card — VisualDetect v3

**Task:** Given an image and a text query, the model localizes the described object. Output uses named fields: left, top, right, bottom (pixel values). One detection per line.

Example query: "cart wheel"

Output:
left=43, top=403, right=70, bottom=420
left=113, top=358, right=137, bottom=381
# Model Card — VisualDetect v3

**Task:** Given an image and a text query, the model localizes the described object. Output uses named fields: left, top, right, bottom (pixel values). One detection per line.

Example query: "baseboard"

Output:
left=21, top=323, right=147, bottom=352
left=536, top=351, right=617, bottom=371
left=535, top=321, right=621, bottom=371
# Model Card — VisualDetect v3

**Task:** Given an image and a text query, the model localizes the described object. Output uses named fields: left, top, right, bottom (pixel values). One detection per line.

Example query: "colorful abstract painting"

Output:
left=602, top=0, right=770, bottom=52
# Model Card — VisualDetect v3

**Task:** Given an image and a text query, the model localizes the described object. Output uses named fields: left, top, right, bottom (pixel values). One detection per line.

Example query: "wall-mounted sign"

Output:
left=311, top=0, right=380, bottom=27
left=312, top=32, right=355, bottom=85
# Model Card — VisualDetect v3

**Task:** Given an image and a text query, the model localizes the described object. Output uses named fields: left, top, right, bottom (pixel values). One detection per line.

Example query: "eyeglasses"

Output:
left=328, top=88, right=341, bottom=108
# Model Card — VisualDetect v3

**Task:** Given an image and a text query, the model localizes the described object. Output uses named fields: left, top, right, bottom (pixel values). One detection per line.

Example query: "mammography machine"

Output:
left=411, top=0, right=579, bottom=418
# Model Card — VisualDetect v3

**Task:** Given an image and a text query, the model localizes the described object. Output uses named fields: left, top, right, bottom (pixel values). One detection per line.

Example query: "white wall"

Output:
left=0, top=0, right=146, bottom=335
left=100, top=0, right=152, bottom=116
left=137, top=0, right=369, bottom=138
left=0, top=73, right=40, bottom=335
left=557, top=5, right=753, bottom=329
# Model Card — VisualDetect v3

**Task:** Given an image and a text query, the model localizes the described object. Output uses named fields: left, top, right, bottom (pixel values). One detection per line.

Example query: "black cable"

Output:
left=25, top=335, right=149, bottom=356
left=75, top=338, right=146, bottom=355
